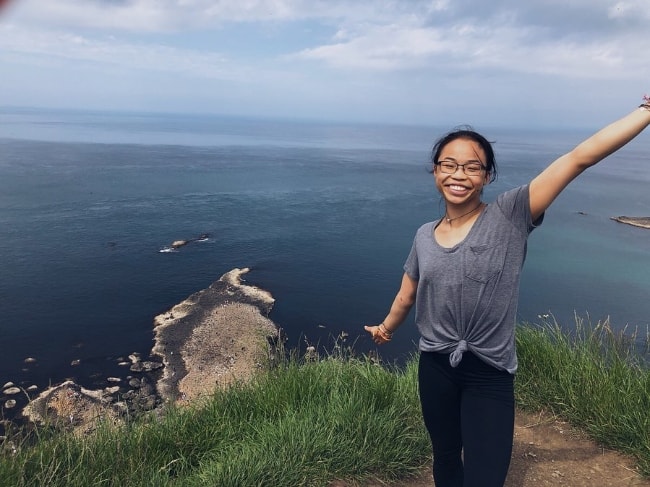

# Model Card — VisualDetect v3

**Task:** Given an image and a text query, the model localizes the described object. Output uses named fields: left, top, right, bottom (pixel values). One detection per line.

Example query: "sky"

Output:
left=1, top=0, right=649, bottom=128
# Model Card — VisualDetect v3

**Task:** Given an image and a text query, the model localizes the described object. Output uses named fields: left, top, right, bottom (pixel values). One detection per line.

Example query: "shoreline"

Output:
left=7, top=268, right=281, bottom=435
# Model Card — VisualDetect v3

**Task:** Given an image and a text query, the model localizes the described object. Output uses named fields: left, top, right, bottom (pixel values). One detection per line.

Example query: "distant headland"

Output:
left=610, top=216, right=650, bottom=229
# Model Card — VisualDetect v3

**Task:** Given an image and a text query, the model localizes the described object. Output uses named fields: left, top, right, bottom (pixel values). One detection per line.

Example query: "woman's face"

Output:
left=433, top=137, right=490, bottom=205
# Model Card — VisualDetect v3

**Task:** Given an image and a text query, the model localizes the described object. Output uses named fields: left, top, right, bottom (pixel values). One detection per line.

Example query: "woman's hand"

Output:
left=364, top=323, right=393, bottom=345
left=364, top=273, right=417, bottom=346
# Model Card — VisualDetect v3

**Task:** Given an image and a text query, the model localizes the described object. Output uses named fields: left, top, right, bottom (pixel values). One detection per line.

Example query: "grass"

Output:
left=1, top=317, right=649, bottom=485
left=0, top=351, right=430, bottom=487
left=516, top=314, right=650, bottom=476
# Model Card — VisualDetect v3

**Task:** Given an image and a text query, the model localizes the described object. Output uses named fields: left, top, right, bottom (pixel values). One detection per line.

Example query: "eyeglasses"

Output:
left=435, top=160, right=487, bottom=176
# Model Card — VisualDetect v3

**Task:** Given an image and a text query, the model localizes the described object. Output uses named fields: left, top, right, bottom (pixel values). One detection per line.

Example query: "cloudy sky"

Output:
left=1, top=0, right=648, bottom=128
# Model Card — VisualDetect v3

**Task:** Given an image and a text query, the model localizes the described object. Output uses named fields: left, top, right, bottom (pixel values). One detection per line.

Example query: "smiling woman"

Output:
left=364, top=98, right=650, bottom=487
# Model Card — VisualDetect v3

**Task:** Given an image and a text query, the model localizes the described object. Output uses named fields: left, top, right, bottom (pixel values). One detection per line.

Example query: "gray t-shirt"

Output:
left=404, top=185, right=541, bottom=374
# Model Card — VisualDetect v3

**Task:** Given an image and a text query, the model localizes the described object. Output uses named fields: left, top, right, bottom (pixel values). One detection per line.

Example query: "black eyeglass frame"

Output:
left=434, top=160, right=488, bottom=175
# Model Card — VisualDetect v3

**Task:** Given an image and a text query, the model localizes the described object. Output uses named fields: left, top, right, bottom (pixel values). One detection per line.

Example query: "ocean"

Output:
left=1, top=107, right=649, bottom=399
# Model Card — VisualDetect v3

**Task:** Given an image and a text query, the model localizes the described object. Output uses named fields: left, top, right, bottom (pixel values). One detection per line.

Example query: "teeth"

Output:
left=449, top=185, right=467, bottom=191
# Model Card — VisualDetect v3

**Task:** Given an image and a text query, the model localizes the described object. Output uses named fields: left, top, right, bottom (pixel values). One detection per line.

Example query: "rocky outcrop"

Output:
left=18, top=268, right=280, bottom=435
left=152, top=267, right=280, bottom=404
left=20, top=358, right=163, bottom=436
left=159, top=233, right=210, bottom=252
left=22, top=381, right=123, bottom=436
left=611, top=216, right=650, bottom=229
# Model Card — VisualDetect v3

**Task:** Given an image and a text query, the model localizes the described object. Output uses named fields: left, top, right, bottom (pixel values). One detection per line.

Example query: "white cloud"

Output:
left=7, top=0, right=649, bottom=35
left=5, top=0, right=173, bottom=32
left=5, top=0, right=397, bottom=31
left=293, top=25, right=448, bottom=70
left=1, top=0, right=648, bottom=125
left=5, top=0, right=650, bottom=82
left=292, top=19, right=648, bottom=82
left=0, top=23, right=244, bottom=80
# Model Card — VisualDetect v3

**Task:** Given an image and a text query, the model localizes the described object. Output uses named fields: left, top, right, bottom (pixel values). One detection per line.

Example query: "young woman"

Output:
left=365, top=96, right=650, bottom=487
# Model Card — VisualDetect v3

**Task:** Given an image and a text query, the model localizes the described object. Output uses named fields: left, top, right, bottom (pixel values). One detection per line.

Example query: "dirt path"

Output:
left=504, top=409, right=648, bottom=486
left=334, top=409, right=649, bottom=486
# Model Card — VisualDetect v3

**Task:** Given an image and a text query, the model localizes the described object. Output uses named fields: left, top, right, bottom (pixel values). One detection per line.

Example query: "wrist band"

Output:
left=378, top=323, right=393, bottom=340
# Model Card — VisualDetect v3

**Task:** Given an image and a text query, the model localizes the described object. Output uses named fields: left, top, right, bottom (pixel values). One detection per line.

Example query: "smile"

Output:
left=448, top=184, right=469, bottom=191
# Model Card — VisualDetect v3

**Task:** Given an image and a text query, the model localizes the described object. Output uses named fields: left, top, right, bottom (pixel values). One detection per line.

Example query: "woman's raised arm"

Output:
left=529, top=99, right=650, bottom=221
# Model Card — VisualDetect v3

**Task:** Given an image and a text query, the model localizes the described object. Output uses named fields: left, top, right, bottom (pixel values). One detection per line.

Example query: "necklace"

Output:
left=444, top=202, right=484, bottom=224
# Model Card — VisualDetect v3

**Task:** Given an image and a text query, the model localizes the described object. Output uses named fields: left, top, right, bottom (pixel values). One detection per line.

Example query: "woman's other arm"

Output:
left=365, top=272, right=417, bottom=345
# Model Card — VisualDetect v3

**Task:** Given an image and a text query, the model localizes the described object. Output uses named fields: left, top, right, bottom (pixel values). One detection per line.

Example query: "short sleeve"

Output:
left=403, top=236, right=420, bottom=280
left=496, top=184, right=543, bottom=235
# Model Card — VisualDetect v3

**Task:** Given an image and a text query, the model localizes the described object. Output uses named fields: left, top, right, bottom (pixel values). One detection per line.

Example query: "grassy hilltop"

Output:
left=1, top=319, right=649, bottom=486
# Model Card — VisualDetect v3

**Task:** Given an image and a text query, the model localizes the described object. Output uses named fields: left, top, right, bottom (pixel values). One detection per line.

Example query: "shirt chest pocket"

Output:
left=464, top=244, right=507, bottom=284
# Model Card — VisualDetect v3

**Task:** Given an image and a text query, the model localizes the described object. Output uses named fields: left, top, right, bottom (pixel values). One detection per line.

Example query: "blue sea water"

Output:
left=1, top=107, right=649, bottom=399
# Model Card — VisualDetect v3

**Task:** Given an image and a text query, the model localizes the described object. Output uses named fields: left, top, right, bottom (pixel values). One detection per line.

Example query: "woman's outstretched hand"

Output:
left=364, top=324, right=392, bottom=345
left=365, top=273, right=415, bottom=346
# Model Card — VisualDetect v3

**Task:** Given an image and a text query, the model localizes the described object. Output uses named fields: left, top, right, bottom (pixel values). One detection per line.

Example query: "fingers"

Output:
left=364, top=325, right=387, bottom=345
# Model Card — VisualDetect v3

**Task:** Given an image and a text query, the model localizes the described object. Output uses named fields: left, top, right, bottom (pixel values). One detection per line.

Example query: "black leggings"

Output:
left=418, top=351, right=514, bottom=487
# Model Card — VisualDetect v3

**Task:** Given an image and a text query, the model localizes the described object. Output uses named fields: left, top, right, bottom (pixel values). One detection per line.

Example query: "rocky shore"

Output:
left=3, top=268, right=280, bottom=436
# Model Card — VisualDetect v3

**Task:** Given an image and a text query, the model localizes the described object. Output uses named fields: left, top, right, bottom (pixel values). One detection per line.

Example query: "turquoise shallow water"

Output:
left=1, top=108, right=649, bottom=397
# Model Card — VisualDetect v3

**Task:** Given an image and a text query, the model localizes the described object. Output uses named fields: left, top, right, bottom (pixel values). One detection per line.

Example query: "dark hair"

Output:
left=429, top=126, right=498, bottom=183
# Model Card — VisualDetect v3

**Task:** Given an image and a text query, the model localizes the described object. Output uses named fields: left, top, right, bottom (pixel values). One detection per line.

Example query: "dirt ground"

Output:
left=335, top=409, right=649, bottom=486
